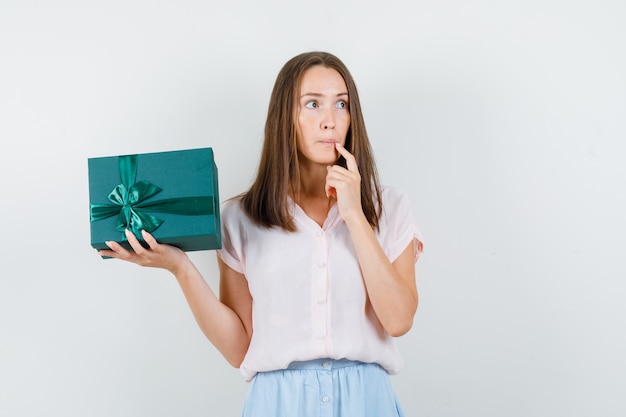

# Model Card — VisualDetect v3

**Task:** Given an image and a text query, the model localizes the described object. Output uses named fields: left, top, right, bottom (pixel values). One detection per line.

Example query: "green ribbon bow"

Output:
left=90, top=154, right=214, bottom=239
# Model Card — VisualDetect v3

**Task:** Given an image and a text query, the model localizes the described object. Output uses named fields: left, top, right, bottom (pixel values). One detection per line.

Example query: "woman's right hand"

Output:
left=99, top=229, right=190, bottom=275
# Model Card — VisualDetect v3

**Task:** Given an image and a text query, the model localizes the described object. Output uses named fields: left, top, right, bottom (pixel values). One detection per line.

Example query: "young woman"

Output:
left=100, top=51, right=423, bottom=417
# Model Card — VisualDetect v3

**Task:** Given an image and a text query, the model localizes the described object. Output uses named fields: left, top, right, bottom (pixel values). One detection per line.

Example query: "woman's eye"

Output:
left=336, top=101, right=347, bottom=109
left=305, top=101, right=318, bottom=109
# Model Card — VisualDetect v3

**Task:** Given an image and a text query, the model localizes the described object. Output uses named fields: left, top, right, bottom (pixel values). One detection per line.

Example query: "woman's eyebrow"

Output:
left=300, top=92, right=349, bottom=98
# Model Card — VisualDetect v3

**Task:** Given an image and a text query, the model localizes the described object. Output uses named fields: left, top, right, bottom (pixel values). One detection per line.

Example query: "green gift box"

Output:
left=88, top=147, right=221, bottom=254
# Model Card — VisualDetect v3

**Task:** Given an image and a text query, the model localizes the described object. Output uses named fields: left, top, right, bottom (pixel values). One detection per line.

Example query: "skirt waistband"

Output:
left=286, top=358, right=366, bottom=371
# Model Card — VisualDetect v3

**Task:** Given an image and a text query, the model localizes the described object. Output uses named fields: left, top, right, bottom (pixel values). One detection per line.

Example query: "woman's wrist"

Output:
left=167, top=251, right=193, bottom=277
left=343, top=210, right=369, bottom=231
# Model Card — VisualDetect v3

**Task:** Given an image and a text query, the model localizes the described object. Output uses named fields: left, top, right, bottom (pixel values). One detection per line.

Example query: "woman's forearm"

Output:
left=344, top=213, right=418, bottom=337
left=174, top=258, right=251, bottom=367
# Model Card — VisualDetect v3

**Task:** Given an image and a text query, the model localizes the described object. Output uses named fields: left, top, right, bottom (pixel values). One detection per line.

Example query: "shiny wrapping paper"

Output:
left=88, top=148, right=221, bottom=255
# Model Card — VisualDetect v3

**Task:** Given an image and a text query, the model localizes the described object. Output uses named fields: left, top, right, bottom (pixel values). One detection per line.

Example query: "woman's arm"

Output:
left=343, top=217, right=418, bottom=337
left=100, top=229, right=253, bottom=367
left=326, top=144, right=418, bottom=337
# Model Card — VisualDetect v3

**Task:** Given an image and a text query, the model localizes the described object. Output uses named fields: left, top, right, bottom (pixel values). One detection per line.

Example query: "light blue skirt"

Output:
left=241, top=358, right=406, bottom=417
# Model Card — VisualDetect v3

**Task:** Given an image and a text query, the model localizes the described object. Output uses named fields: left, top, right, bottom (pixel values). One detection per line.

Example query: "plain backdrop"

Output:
left=1, top=1, right=625, bottom=416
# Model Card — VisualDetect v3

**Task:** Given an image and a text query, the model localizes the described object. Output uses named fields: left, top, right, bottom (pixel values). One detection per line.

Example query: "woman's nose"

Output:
left=322, top=110, right=335, bottom=130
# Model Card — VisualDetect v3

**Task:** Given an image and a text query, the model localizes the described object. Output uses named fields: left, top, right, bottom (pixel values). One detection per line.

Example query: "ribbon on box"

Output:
left=90, top=154, right=214, bottom=239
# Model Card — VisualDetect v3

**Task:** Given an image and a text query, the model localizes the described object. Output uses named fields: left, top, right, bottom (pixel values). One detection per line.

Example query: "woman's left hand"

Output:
left=325, top=143, right=364, bottom=223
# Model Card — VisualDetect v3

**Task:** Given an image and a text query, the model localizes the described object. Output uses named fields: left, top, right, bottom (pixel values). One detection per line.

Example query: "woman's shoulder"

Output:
left=220, top=195, right=246, bottom=222
left=378, top=185, right=415, bottom=225
left=379, top=185, right=410, bottom=206
left=221, top=194, right=243, bottom=209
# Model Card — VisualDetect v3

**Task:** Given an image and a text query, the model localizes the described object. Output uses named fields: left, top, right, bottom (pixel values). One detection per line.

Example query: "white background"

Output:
left=1, top=1, right=625, bottom=416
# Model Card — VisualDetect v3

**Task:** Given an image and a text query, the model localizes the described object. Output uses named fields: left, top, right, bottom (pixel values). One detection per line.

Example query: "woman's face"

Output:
left=295, top=66, right=350, bottom=168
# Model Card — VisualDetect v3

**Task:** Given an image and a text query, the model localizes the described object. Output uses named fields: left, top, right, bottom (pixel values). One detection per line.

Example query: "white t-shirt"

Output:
left=217, top=186, right=422, bottom=380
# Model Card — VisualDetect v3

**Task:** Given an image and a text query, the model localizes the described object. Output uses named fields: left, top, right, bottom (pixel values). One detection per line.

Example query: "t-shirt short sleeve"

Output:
left=216, top=199, right=246, bottom=274
left=379, top=186, right=424, bottom=263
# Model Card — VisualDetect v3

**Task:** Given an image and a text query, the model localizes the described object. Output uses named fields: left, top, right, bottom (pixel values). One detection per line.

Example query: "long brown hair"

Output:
left=241, top=51, right=382, bottom=231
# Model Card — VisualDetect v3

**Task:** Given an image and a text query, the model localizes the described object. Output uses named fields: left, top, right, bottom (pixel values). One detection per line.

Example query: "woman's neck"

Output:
left=296, top=162, right=328, bottom=199
left=293, top=163, right=334, bottom=226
